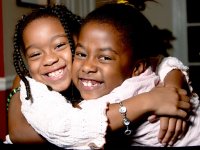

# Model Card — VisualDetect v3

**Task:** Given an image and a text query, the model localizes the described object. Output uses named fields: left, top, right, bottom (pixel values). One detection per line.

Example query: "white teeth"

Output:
left=82, top=80, right=98, bottom=87
left=48, top=69, right=63, bottom=77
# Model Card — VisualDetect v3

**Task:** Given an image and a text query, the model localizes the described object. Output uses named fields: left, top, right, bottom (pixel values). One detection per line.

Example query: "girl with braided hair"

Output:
left=12, top=4, right=82, bottom=102
left=7, top=2, right=192, bottom=149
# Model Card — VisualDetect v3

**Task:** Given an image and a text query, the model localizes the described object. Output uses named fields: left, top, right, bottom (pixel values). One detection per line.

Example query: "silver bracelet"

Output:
left=119, top=102, right=132, bottom=135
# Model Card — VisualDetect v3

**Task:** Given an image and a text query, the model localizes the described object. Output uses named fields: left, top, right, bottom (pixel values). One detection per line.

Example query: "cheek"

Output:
left=62, top=51, right=72, bottom=66
left=103, top=67, right=125, bottom=87
left=72, top=61, right=80, bottom=80
left=27, top=61, right=39, bottom=77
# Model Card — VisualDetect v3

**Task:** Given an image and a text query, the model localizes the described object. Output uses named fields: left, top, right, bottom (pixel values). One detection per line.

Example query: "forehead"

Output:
left=23, top=17, right=65, bottom=40
left=81, top=21, right=119, bottom=35
left=24, top=16, right=64, bottom=33
left=79, top=21, right=132, bottom=54
left=79, top=21, right=122, bottom=45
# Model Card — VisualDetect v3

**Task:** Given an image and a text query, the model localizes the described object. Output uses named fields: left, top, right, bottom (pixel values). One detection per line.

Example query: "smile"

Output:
left=47, top=69, right=64, bottom=79
left=81, top=79, right=102, bottom=88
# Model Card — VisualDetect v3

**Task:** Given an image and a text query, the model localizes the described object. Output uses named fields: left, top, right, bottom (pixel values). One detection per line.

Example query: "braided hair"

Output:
left=13, top=5, right=82, bottom=101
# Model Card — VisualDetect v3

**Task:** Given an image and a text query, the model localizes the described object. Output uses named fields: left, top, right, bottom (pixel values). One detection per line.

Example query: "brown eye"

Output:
left=26, top=48, right=41, bottom=60
left=55, top=42, right=67, bottom=50
left=30, top=52, right=40, bottom=58
left=99, top=56, right=112, bottom=61
left=75, top=51, right=87, bottom=59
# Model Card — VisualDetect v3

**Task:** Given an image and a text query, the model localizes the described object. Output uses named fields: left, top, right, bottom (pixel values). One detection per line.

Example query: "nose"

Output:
left=81, top=58, right=97, bottom=74
left=43, top=52, right=59, bottom=66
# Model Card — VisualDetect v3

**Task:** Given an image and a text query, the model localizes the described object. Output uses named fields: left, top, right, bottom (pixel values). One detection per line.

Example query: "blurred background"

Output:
left=0, top=0, right=199, bottom=142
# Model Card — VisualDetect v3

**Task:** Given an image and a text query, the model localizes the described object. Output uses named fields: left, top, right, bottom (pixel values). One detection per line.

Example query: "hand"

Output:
left=158, top=88, right=189, bottom=146
left=148, top=86, right=190, bottom=118
left=158, top=117, right=188, bottom=146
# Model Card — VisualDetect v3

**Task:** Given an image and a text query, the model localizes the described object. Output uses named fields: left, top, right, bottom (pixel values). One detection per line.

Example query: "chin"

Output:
left=52, top=85, right=68, bottom=92
left=81, top=93, right=102, bottom=100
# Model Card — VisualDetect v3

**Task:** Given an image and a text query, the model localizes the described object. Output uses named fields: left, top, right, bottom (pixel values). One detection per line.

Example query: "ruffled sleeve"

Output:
left=20, top=77, right=108, bottom=149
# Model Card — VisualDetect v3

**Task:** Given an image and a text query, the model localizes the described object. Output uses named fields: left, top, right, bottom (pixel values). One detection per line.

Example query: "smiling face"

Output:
left=72, top=21, right=133, bottom=99
left=23, top=17, right=72, bottom=92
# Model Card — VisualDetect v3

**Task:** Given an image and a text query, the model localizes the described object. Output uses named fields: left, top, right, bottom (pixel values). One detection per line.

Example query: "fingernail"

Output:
left=162, top=143, right=167, bottom=147
left=168, top=141, right=173, bottom=146
left=178, top=135, right=182, bottom=139
left=158, top=139, right=162, bottom=143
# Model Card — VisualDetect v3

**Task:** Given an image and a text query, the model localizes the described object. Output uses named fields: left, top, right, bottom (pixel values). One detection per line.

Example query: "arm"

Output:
left=20, top=77, right=189, bottom=148
left=20, top=77, right=109, bottom=149
left=107, top=85, right=189, bottom=131
left=163, top=69, right=190, bottom=92
left=11, top=75, right=20, bottom=89
left=155, top=57, right=191, bottom=146
left=8, top=92, right=46, bottom=144
left=159, top=70, right=190, bottom=146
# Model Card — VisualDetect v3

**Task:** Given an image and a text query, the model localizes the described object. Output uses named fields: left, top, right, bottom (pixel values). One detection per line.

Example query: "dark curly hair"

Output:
left=13, top=5, right=82, bottom=101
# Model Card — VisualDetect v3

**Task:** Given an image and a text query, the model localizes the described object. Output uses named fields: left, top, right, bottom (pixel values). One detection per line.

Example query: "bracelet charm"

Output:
left=119, top=102, right=132, bottom=135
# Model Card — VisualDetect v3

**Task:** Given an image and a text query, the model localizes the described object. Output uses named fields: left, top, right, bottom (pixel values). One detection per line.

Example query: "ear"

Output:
left=132, top=61, right=147, bottom=76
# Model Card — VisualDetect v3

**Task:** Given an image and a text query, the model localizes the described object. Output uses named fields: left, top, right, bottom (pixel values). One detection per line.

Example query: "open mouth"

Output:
left=80, top=78, right=103, bottom=88
left=46, top=68, right=64, bottom=80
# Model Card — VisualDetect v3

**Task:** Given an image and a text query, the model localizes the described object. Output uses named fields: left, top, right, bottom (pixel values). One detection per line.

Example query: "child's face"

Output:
left=23, top=17, right=72, bottom=92
left=72, top=22, right=133, bottom=99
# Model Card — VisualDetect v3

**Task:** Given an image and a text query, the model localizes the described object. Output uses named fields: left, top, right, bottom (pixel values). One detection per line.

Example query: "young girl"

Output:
left=70, top=1, right=200, bottom=147
left=7, top=3, right=191, bottom=149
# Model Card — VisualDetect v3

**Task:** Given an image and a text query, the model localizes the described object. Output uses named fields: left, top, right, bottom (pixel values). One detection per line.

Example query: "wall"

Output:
left=0, top=0, right=5, bottom=141
left=143, top=0, right=173, bottom=31
left=3, top=0, right=31, bottom=76
left=0, top=0, right=31, bottom=141
left=56, top=0, right=95, bottom=17
left=143, top=0, right=189, bottom=65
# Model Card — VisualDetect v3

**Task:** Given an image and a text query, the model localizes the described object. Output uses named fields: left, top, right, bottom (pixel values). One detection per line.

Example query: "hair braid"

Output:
left=52, top=5, right=81, bottom=59
left=13, top=17, right=32, bottom=100
left=50, top=5, right=82, bottom=101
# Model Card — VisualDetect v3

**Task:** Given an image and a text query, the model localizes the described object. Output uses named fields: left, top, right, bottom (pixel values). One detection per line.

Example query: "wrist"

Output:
left=164, top=69, right=184, bottom=89
left=138, top=92, right=153, bottom=114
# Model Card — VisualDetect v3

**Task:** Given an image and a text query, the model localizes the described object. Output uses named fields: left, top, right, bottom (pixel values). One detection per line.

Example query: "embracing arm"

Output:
left=8, top=92, right=46, bottom=144
left=158, top=69, right=190, bottom=146
left=11, top=75, right=20, bottom=89
left=107, top=85, right=189, bottom=131
left=155, top=57, right=191, bottom=146
left=19, top=77, right=189, bottom=148
left=163, top=69, right=190, bottom=93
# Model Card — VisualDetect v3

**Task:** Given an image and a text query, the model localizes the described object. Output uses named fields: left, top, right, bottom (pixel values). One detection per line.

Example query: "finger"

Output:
left=177, top=109, right=188, bottom=119
left=158, top=117, right=169, bottom=142
left=178, top=101, right=191, bottom=111
left=148, top=114, right=158, bottom=123
left=161, top=118, right=177, bottom=146
left=168, top=119, right=182, bottom=146
left=156, top=83, right=164, bottom=87
left=178, top=89, right=187, bottom=96
left=179, top=94, right=190, bottom=102
left=179, top=121, right=189, bottom=139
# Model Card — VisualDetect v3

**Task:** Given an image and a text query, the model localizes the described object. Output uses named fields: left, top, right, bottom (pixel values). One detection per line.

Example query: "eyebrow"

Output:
left=50, top=34, right=67, bottom=42
left=76, top=43, right=118, bottom=54
left=75, top=43, right=84, bottom=49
